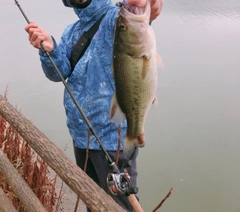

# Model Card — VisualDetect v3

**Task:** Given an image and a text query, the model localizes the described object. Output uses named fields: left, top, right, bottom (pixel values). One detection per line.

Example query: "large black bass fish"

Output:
left=110, top=0, right=161, bottom=155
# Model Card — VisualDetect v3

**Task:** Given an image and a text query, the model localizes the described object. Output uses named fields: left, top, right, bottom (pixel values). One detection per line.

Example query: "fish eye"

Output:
left=119, top=23, right=126, bottom=30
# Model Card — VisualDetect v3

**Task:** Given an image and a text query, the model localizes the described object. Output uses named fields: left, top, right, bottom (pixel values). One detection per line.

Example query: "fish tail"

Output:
left=123, top=133, right=145, bottom=155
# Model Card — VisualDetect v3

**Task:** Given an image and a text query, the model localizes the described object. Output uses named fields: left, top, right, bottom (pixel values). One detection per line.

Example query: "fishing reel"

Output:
left=107, top=160, right=139, bottom=196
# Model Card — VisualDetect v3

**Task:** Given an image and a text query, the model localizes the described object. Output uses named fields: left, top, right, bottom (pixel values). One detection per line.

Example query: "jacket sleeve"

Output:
left=38, top=25, right=75, bottom=82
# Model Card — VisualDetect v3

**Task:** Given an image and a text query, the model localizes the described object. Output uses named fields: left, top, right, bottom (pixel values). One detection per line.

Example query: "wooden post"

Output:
left=0, top=149, right=47, bottom=212
left=0, top=95, right=125, bottom=212
left=0, top=186, right=17, bottom=212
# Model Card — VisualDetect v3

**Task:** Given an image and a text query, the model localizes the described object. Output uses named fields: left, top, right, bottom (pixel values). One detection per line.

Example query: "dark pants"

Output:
left=73, top=143, right=139, bottom=212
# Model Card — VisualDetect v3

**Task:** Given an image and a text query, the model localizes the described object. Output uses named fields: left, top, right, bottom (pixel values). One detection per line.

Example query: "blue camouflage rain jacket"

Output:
left=39, top=0, right=127, bottom=150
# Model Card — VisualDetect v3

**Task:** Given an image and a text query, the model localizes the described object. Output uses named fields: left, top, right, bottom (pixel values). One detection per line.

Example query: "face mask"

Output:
left=65, top=0, right=91, bottom=8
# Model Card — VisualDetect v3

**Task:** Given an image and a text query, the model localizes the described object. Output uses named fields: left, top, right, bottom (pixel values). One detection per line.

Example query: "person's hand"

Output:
left=127, top=0, right=163, bottom=21
left=25, top=22, right=54, bottom=52
left=149, top=0, right=163, bottom=21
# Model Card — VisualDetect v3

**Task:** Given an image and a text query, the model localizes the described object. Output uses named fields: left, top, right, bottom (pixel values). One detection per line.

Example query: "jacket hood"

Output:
left=62, top=0, right=114, bottom=20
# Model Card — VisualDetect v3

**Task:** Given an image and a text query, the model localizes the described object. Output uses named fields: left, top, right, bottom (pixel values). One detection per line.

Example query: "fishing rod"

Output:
left=14, top=1, right=142, bottom=209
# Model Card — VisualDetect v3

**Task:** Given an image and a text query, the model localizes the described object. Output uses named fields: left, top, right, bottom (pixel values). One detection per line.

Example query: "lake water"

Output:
left=1, top=0, right=240, bottom=211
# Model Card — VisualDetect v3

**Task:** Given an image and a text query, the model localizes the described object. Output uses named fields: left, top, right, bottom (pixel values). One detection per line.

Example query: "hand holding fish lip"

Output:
left=126, top=0, right=163, bottom=21
left=25, top=22, right=54, bottom=52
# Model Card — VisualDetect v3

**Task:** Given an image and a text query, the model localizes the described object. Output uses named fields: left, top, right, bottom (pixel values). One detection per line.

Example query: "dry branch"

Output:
left=0, top=95, right=125, bottom=212
left=152, top=188, right=173, bottom=212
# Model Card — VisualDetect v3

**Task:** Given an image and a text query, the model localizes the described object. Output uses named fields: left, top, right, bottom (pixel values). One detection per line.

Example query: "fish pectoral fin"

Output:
left=141, top=52, right=152, bottom=78
left=110, top=93, right=125, bottom=123
left=142, top=66, right=149, bottom=79
left=156, top=53, right=164, bottom=69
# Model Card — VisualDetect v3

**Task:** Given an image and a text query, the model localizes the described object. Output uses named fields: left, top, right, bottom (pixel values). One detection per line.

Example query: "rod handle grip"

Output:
left=127, top=194, right=144, bottom=212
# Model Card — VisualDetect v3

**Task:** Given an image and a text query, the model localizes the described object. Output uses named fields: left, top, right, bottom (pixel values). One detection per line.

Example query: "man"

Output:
left=25, top=0, right=162, bottom=211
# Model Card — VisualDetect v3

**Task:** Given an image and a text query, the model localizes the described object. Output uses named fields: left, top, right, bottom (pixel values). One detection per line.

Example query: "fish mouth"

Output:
left=117, top=2, right=147, bottom=16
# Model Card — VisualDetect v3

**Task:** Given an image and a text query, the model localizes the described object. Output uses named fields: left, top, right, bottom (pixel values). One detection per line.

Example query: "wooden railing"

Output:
left=0, top=95, right=125, bottom=212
